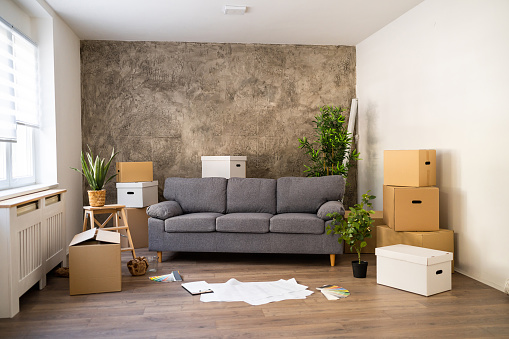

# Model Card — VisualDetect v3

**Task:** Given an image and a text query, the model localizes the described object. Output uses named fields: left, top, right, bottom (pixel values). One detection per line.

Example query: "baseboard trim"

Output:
left=454, top=267, right=504, bottom=292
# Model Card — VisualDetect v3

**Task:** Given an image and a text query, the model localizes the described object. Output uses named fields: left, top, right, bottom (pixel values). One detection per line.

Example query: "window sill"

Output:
left=0, top=183, right=59, bottom=202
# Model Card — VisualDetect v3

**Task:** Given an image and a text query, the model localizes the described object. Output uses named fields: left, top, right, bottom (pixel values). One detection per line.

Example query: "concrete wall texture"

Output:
left=80, top=41, right=357, bottom=205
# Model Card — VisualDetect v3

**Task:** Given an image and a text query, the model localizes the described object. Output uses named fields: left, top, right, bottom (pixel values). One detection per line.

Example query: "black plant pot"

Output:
left=352, top=260, right=368, bottom=278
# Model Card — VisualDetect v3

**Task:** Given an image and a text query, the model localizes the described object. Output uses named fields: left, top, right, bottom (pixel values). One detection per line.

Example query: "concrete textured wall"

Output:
left=80, top=41, right=357, bottom=205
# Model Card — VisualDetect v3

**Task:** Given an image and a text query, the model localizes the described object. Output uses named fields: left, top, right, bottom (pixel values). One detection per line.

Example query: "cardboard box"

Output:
left=116, top=162, right=153, bottom=183
left=384, top=150, right=436, bottom=187
left=116, top=180, right=158, bottom=208
left=119, top=207, right=149, bottom=249
left=377, top=225, right=454, bottom=271
left=376, top=244, right=452, bottom=296
left=344, top=211, right=383, bottom=254
left=383, top=185, right=439, bottom=231
left=69, top=229, right=121, bottom=296
left=201, top=156, right=246, bottom=178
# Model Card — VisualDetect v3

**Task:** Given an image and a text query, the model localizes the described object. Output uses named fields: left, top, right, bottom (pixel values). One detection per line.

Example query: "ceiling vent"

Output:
left=223, top=5, right=247, bottom=15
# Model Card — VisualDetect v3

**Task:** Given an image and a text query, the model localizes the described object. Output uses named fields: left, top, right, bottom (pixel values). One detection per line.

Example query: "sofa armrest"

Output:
left=317, top=201, right=345, bottom=221
left=146, top=201, right=183, bottom=220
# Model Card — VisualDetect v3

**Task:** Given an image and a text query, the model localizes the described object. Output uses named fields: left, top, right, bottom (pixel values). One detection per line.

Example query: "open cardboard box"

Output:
left=69, top=228, right=121, bottom=296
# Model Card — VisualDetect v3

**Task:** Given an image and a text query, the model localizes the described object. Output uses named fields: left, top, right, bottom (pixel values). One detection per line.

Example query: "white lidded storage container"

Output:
left=375, top=244, right=453, bottom=296
left=116, top=180, right=158, bottom=208
left=201, top=156, right=247, bottom=178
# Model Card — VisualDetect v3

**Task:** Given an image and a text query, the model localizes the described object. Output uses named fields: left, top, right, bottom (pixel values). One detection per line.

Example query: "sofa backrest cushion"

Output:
left=163, top=177, right=227, bottom=213
left=276, top=175, right=345, bottom=214
left=226, top=178, right=276, bottom=214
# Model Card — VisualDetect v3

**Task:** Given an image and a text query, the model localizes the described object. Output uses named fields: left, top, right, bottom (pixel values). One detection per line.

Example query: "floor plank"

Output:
left=0, top=250, right=508, bottom=338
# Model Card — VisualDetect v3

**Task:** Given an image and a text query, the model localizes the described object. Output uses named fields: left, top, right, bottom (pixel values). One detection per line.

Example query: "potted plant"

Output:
left=298, top=105, right=360, bottom=178
left=326, top=191, right=376, bottom=278
left=72, top=146, right=118, bottom=207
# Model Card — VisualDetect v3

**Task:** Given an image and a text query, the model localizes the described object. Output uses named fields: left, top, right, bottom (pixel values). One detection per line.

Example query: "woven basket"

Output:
left=88, top=189, right=106, bottom=207
left=127, top=257, right=148, bottom=276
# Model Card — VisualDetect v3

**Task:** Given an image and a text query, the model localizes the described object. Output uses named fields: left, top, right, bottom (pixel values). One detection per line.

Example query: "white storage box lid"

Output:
left=201, top=156, right=247, bottom=161
left=375, top=244, right=452, bottom=266
left=116, top=180, right=158, bottom=189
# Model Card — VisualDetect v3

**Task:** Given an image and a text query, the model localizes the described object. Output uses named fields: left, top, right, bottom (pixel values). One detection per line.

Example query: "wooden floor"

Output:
left=1, top=249, right=508, bottom=338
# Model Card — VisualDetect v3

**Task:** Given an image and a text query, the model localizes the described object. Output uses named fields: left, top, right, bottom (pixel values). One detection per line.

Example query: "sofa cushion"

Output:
left=226, top=178, right=276, bottom=214
left=216, top=213, right=272, bottom=233
left=276, top=176, right=345, bottom=214
left=317, top=201, right=345, bottom=221
left=163, top=177, right=227, bottom=213
left=164, top=212, right=223, bottom=233
left=146, top=201, right=183, bottom=220
left=270, top=213, right=325, bottom=234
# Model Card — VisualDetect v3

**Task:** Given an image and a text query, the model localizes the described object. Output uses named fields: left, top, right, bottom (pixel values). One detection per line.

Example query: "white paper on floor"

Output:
left=200, top=278, right=313, bottom=305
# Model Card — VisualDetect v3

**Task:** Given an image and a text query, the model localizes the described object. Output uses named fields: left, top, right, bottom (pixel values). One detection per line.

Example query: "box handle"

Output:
left=425, top=161, right=431, bottom=165
left=412, top=200, right=422, bottom=204
left=436, top=270, right=443, bottom=275
left=236, top=164, right=241, bottom=167
left=127, top=191, right=135, bottom=195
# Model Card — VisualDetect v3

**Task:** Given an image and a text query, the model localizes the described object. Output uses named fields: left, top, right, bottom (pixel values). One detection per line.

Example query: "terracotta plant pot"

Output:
left=352, top=260, right=368, bottom=278
left=88, top=189, right=106, bottom=207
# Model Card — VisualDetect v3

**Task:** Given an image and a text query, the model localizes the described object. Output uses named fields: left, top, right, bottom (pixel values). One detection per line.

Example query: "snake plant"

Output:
left=72, top=146, right=118, bottom=191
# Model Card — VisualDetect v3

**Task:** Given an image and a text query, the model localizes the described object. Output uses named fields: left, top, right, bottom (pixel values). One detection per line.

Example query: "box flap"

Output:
left=69, top=228, right=97, bottom=247
left=96, top=229, right=121, bottom=244
left=116, top=180, right=158, bottom=188
left=376, top=244, right=452, bottom=265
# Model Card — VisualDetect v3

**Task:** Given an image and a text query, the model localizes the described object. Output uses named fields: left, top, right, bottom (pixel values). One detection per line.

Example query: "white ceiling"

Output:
left=44, top=0, right=425, bottom=46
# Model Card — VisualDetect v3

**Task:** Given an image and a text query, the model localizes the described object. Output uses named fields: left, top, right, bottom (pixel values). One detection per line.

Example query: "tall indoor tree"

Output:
left=299, top=105, right=360, bottom=178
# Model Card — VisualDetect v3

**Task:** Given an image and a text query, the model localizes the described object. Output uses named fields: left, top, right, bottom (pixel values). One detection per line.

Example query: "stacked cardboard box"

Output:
left=115, top=162, right=157, bottom=249
left=378, top=150, right=454, bottom=270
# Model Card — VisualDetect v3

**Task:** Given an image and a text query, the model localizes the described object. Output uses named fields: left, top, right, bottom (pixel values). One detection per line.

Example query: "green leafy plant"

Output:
left=71, top=146, right=118, bottom=191
left=298, top=105, right=360, bottom=178
left=326, top=191, right=376, bottom=263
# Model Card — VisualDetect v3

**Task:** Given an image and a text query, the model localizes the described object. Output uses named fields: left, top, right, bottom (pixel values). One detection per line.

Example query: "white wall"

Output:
left=47, top=4, right=83, bottom=245
left=356, top=0, right=509, bottom=291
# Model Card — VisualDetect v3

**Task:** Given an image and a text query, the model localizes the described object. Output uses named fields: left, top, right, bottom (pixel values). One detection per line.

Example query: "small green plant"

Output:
left=298, top=105, right=360, bottom=178
left=71, top=146, right=118, bottom=191
left=326, top=191, right=376, bottom=263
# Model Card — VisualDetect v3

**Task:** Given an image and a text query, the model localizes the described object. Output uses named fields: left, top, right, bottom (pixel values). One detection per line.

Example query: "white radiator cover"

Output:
left=0, top=189, right=66, bottom=318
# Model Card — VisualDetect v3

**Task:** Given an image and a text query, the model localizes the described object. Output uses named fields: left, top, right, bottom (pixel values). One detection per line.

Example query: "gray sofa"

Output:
left=147, top=175, right=346, bottom=266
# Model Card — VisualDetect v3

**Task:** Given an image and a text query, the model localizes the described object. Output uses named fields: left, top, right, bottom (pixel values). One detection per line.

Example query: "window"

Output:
left=0, top=17, right=39, bottom=190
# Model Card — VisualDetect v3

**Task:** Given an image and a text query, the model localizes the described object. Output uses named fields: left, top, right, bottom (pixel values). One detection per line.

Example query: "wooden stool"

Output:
left=82, top=204, right=136, bottom=259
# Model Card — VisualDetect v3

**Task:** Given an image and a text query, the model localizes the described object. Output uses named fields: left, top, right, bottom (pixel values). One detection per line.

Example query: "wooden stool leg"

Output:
left=120, top=208, right=136, bottom=259
left=89, top=211, right=95, bottom=230
left=82, top=211, right=89, bottom=231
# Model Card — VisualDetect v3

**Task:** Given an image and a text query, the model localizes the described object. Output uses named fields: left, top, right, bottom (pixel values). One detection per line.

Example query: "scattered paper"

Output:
left=200, top=278, right=313, bottom=305
left=181, top=281, right=213, bottom=295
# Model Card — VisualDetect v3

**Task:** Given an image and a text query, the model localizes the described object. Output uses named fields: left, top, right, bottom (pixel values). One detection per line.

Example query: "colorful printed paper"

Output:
left=317, top=285, right=350, bottom=300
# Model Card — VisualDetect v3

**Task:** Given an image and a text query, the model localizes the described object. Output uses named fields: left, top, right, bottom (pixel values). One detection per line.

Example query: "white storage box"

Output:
left=116, top=180, right=158, bottom=208
left=375, top=244, right=453, bottom=296
left=201, top=156, right=247, bottom=178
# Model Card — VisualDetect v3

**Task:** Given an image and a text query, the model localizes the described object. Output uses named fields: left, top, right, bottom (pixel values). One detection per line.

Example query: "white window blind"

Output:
left=0, top=17, right=39, bottom=143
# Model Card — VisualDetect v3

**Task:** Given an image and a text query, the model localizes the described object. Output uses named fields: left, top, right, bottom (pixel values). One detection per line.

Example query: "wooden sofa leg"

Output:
left=157, top=251, right=162, bottom=263
left=330, top=254, right=336, bottom=267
